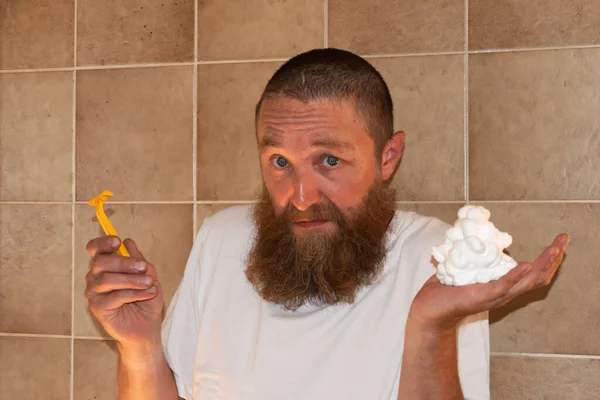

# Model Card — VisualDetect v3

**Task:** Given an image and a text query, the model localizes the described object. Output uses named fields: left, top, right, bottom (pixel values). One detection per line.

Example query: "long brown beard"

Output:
left=245, top=182, right=397, bottom=311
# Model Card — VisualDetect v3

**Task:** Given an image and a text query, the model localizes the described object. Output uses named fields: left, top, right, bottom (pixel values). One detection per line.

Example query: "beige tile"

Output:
left=0, top=0, right=73, bottom=70
left=76, top=66, right=193, bottom=202
left=469, top=49, right=600, bottom=201
left=0, top=205, right=72, bottom=335
left=74, top=204, right=193, bottom=337
left=198, top=0, right=323, bottom=61
left=77, top=0, right=194, bottom=66
left=328, top=0, right=463, bottom=55
left=73, top=339, right=119, bottom=400
left=484, top=203, right=600, bottom=355
left=0, top=337, right=70, bottom=399
left=197, top=63, right=281, bottom=201
left=369, top=56, right=465, bottom=201
left=491, top=354, right=600, bottom=400
left=0, top=72, right=73, bottom=201
left=470, top=0, right=600, bottom=51
left=397, top=203, right=462, bottom=226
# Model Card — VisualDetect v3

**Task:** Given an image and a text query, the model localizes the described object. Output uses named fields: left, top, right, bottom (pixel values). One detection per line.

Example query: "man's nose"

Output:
left=291, top=171, right=320, bottom=212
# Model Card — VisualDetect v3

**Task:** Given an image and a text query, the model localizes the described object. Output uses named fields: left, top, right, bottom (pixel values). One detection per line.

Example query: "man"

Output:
left=84, top=48, right=569, bottom=400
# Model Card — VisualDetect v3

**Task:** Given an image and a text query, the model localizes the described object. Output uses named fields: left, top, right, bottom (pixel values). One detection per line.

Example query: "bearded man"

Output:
left=85, top=48, right=569, bottom=400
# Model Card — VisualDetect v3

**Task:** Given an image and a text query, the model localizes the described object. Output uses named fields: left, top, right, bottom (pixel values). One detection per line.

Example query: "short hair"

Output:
left=255, top=48, right=394, bottom=155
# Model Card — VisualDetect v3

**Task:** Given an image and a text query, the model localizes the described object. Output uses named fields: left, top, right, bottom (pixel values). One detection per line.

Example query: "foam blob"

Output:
left=432, top=205, right=518, bottom=286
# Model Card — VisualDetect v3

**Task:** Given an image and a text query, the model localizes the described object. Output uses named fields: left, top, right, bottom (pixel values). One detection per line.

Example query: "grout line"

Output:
left=469, top=43, right=600, bottom=54
left=323, top=0, right=328, bottom=48
left=491, top=352, right=600, bottom=360
left=464, top=0, right=469, bottom=204
left=193, top=0, right=199, bottom=239
left=74, top=335, right=115, bottom=341
left=362, top=51, right=465, bottom=59
left=71, top=0, right=78, bottom=398
left=0, top=332, right=72, bottom=339
left=4, top=43, right=600, bottom=76
left=76, top=61, right=195, bottom=71
left=197, top=58, right=289, bottom=65
left=0, top=67, right=74, bottom=74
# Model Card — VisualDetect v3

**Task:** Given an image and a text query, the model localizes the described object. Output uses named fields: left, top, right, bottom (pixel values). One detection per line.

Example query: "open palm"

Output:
left=410, top=233, right=570, bottom=330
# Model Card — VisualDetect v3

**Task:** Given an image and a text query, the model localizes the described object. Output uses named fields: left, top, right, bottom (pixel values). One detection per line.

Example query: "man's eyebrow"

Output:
left=310, top=137, right=355, bottom=151
left=258, top=130, right=283, bottom=150
left=259, top=131, right=355, bottom=152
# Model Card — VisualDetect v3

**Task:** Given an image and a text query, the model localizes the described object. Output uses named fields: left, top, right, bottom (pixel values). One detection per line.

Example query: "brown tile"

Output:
left=0, top=205, right=72, bottom=335
left=77, top=0, right=194, bottom=66
left=470, top=0, right=600, bottom=51
left=469, top=49, right=600, bottom=201
left=369, top=56, right=465, bottom=201
left=0, top=0, right=73, bottom=70
left=74, top=204, right=193, bottom=337
left=0, top=72, right=73, bottom=201
left=197, top=63, right=281, bottom=201
left=328, top=0, right=464, bottom=55
left=73, top=339, right=119, bottom=400
left=0, top=337, right=70, bottom=399
left=76, top=66, right=193, bottom=202
left=397, top=203, right=462, bottom=226
left=483, top=203, right=600, bottom=355
left=491, top=354, right=600, bottom=400
left=198, top=0, right=323, bottom=61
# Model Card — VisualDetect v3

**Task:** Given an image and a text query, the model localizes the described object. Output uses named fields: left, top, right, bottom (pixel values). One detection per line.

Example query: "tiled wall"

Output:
left=1, top=0, right=599, bottom=399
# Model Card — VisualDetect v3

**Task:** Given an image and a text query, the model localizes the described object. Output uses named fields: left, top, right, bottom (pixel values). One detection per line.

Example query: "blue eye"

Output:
left=324, top=155, right=340, bottom=167
left=273, top=156, right=289, bottom=168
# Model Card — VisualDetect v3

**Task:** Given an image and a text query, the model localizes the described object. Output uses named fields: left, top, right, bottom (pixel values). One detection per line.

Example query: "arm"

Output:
left=397, top=232, right=569, bottom=399
left=117, top=345, right=184, bottom=400
left=397, top=318, right=462, bottom=400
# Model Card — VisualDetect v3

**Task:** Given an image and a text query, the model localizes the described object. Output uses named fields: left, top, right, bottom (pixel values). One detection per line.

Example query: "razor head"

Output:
left=88, top=190, right=115, bottom=206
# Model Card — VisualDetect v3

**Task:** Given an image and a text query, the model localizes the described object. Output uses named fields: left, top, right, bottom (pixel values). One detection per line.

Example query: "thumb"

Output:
left=123, top=238, right=146, bottom=261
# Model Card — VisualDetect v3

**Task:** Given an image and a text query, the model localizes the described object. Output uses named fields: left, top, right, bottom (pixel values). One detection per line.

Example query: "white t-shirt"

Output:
left=161, top=205, right=490, bottom=400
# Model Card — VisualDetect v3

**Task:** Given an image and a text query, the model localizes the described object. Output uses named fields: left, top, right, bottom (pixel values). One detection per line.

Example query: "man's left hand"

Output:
left=409, top=233, right=570, bottom=332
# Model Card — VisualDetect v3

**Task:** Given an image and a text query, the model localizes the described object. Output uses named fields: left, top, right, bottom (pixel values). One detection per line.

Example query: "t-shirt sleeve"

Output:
left=161, top=224, right=208, bottom=399
left=409, top=215, right=490, bottom=400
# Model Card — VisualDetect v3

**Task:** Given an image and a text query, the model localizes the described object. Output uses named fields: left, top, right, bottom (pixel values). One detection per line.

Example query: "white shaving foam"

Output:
left=432, top=205, right=518, bottom=286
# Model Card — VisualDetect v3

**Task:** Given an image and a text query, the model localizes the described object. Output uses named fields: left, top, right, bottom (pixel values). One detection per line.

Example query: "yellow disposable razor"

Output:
left=88, top=190, right=130, bottom=257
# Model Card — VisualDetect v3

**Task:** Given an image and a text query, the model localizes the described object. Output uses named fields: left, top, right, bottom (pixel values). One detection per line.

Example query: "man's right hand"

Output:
left=85, top=236, right=164, bottom=353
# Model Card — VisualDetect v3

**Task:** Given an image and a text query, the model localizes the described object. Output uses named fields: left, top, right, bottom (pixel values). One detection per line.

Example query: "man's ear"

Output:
left=380, top=131, right=405, bottom=181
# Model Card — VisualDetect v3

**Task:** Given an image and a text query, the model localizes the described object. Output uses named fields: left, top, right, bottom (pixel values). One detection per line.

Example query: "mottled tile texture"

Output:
left=470, top=0, right=600, bottom=50
left=76, top=66, right=193, bottom=202
left=0, top=337, right=70, bottom=399
left=329, top=0, right=464, bottom=54
left=198, top=0, right=323, bottom=60
left=469, top=49, right=600, bottom=200
left=491, top=355, right=600, bottom=399
left=0, top=0, right=74, bottom=69
left=77, top=0, right=194, bottom=65
left=0, top=205, right=72, bottom=335
left=0, top=72, right=73, bottom=201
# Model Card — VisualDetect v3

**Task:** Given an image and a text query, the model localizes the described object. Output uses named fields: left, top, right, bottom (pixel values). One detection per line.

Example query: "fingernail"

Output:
left=141, top=276, right=152, bottom=286
left=134, top=261, right=147, bottom=272
left=147, top=286, right=157, bottom=293
left=111, top=237, right=120, bottom=247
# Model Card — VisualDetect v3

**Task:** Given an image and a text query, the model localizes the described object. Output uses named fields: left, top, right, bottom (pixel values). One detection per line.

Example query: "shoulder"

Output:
left=388, top=209, right=453, bottom=295
left=391, top=209, right=452, bottom=255
left=199, top=204, right=255, bottom=240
